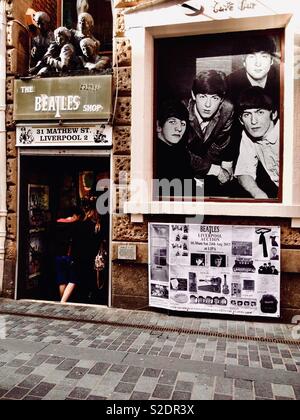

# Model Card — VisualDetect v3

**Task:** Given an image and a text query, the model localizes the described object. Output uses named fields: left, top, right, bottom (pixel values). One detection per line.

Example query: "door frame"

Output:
left=16, top=147, right=113, bottom=307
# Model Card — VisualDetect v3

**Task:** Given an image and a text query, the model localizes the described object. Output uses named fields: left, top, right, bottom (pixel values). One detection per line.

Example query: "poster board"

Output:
left=149, top=223, right=280, bottom=317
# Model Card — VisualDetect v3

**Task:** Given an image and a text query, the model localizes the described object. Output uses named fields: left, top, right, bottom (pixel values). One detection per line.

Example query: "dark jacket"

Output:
left=226, top=65, right=280, bottom=110
left=53, top=222, right=77, bottom=256
left=156, top=138, right=193, bottom=185
left=184, top=98, right=234, bottom=178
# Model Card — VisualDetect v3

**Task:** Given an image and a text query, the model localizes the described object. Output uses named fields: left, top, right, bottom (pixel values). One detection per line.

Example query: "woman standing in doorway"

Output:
left=54, top=207, right=83, bottom=303
left=72, top=199, right=105, bottom=304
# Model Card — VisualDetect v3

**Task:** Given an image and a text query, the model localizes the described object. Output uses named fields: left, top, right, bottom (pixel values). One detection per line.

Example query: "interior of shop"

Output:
left=17, top=154, right=110, bottom=306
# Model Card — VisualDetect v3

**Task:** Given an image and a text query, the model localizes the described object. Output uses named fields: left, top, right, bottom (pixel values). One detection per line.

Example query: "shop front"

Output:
left=14, top=75, right=113, bottom=306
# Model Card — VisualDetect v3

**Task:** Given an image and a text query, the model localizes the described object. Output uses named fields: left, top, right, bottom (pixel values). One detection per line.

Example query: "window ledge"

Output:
left=124, top=200, right=300, bottom=218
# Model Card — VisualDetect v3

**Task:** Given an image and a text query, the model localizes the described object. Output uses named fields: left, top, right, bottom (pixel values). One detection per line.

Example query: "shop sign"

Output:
left=16, top=124, right=112, bottom=147
left=149, top=223, right=281, bottom=318
left=14, top=75, right=112, bottom=121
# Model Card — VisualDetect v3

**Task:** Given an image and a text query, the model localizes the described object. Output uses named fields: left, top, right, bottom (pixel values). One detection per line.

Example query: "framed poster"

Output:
left=28, top=184, right=49, bottom=229
left=29, top=233, right=44, bottom=280
left=149, top=223, right=281, bottom=318
left=154, top=28, right=283, bottom=201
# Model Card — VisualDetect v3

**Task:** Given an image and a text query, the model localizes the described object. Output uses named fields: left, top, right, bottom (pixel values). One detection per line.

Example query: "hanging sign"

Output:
left=14, top=75, right=112, bottom=121
left=149, top=223, right=281, bottom=318
left=16, top=124, right=112, bottom=147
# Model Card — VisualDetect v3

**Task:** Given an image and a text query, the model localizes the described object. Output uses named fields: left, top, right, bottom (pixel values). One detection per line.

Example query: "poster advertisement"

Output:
left=149, top=224, right=281, bottom=318
left=29, top=233, right=44, bottom=280
left=28, top=184, right=49, bottom=229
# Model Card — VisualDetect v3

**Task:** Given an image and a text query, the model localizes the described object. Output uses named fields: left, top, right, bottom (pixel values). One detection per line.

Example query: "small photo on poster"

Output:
left=233, top=257, right=256, bottom=273
left=231, top=282, right=242, bottom=297
left=150, top=266, right=169, bottom=283
left=232, top=241, right=252, bottom=256
left=170, top=278, right=187, bottom=291
left=188, top=272, right=197, bottom=293
left=191, top=253, right=206, bottom=267
left=258, top=262, right=279, bottom=275
left=243, top=279, right=255, bottom=292
left=152, top=248, right=167, bottom=266
left=210, top=254, right=227, bottom=268
left=269, top=247, right=279, bottom=261
left=197, top=276, right=222, bottom=294
left=151, top=283, right=169, bottom=299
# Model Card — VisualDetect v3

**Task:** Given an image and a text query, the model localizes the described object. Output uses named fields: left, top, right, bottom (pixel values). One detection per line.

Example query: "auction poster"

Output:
left=149, top=224, right=280, bottom=318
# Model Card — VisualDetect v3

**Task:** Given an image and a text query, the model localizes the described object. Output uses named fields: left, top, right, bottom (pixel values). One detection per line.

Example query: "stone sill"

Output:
left=125, top=201, right=300, bottom=220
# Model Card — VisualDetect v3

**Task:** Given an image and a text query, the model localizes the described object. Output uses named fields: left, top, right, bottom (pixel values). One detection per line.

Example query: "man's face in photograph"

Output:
left=244, top=51, right=273, bottom=81
left=240, top=108, right=275, bottom=139
left=194, top=93, right=223, bottom=120
left=158, top=117, right=187, bottom=145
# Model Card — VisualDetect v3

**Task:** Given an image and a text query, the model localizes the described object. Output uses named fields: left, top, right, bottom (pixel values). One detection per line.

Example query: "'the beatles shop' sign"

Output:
left=14, top=75, right=112, bottom=121
left=16, top=124, right=113, bottom=147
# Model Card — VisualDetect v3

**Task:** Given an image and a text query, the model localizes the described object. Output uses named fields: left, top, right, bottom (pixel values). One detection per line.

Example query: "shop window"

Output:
left=123, top=4, right=300, bottom=218
left=154, top=29, right=284, bottom=203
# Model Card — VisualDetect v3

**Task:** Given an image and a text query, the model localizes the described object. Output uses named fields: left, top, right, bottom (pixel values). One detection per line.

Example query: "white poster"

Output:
left=149, top=223, right=280, bottom=318
left=16, top=124, right=112, bottom=147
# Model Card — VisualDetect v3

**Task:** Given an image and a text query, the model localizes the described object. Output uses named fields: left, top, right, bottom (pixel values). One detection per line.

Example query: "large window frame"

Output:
left=123, top=1, right=300, bottom=223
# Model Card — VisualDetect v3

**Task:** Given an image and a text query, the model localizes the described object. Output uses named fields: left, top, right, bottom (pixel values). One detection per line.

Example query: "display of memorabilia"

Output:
left=149, top=223, right=281, bottom=318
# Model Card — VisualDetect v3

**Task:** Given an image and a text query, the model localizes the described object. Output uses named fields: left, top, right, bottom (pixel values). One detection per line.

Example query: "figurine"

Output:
left=79, top=38, right=111, bottom=73
left=30, top=27, right=77, bottom=77
left=30, top=11, right=54, bottom=69
left=72, top=12, right=100, bottom=55
left=77, top=0, right=89, bottom=15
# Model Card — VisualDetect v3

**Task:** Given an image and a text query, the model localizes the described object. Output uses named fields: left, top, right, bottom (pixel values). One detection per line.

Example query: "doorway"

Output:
left=17, top=153, right=111, bottom=306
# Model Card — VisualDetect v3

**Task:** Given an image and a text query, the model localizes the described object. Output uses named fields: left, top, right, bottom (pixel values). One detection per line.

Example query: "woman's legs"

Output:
left=59, top=284, right=66, bottom=299
left=61, top=283, right=76, bottom=303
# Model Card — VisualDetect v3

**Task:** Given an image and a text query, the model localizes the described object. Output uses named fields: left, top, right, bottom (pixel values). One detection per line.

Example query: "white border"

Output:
left=124, top=1, right=300, bottom=218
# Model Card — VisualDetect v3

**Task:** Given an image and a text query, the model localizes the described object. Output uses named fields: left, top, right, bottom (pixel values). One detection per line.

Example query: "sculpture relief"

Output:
left=28, top=3, right=111, bottom=77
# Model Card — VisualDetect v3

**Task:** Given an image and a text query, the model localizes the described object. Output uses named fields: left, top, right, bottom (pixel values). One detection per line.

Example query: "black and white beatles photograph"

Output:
left=154, top=29, right=282, bottom=201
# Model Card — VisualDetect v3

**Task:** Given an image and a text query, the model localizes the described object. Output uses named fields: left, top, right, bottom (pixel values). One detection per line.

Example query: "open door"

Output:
left=17, top=154, right=110, bottom=306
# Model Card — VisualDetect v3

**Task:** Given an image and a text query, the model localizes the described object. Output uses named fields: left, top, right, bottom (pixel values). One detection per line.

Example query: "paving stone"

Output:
left=215, top=377, right=233, bottom=395
left=214, top=393, right=233, bottom=400
left=114, top=382, right=135, bottom=394
left=121, top=367, right=144, bottom=383
left=234, top=379, right=253, bottom=390
left=175, top=381, right=194, bottom=393
left=15, top=366, right=35, bottom=376
left=68, top=387, right=91, bottom=400
left=152, top=384, right=173, bottom=399
left=130, top=391, right=151, bottom=400
left=109, top=364, right=128, bottom=374
left=172, top=391, right=192, bottom=400
left=66, top=367, right=89, bottom=380
left=4, top=387, right=29, bottom=400
left=87, top=395, right=107, bottom=400
left=46, top=357, right=65, bottom=366
left=272, top=384, right=295, bottom=399
left=234, top=388, right=254, bottom=400
left=143, top=368, right=161, bottom=378
left=158, top=370, right=178, bottom=385
left=254, top=382, right=273, bottom=399
left=56, top=359, right=79, bottom=372
left=88, top=362, right=111, bottom=376
left=29, top=382, right=56, bottom=398
left=17, top=374, right=44, bottom=389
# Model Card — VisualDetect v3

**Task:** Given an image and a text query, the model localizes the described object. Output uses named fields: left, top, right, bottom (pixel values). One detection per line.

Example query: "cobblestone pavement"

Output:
left=0, top=299, right=299, bottom=400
